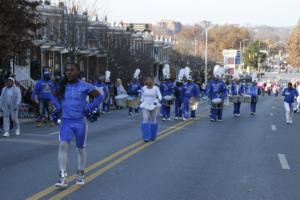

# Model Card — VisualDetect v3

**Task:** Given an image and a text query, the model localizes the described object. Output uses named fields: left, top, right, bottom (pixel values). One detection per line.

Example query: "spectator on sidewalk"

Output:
left=0, top=77, right=22, bottom=137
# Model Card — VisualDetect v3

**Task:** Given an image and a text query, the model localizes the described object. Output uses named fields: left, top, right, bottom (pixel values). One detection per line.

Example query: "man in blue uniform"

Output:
left=248, top=81, right=259, bottom=115
left=51, top=63, right=103, bottom=187
left=128, top=78, right=142, bottom=116
left=160, top=76, right=175, bottom=121
left=94, top=76, right=108, bottom=114
left=207, top=74, right=227, bottom=122
left=174, top=81, right=183, bottom=120
left=231, top=75, right=244, bottom=117
left=182, top=76, right=200, bottom=120
left=282, top=82, right=299, bottom=124
left=31, top=70, right=55, bottom=127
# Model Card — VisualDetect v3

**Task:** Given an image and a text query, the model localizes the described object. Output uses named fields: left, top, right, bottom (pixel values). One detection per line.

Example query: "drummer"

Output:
left=231, top=74, right=244, bottom=117
left=207, top=65, right=227, bottom=122
left=103, top=71, right=112, bottom=113
left=248, top=81, right=259, bottom=115
left=115, top=78, right=127, bottom=109
left=182, top=71, right=200, bottom=121
left=174, top=69, right=185, bottom=120
left=160, top=64, right=175, bottom=121
left=128, top=69, right=142, bottom=116
left=94, top=76, right=108, bottom=114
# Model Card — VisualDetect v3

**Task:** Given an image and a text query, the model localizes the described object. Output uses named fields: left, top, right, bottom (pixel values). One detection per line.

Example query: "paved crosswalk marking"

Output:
left=278, top=154, right=290, bottom=170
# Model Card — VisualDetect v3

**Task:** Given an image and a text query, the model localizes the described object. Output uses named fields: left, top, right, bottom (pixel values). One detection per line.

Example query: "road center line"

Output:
left=271, top=125, right=277, bottom=131
left=26, top=114, right=201, bottom=200
left=48, top=119, right=197, bottom=200
left=278, top=154, right=290, bottom=170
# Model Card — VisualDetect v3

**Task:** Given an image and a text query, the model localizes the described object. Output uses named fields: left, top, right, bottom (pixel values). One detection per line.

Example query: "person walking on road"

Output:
left=140, top=77, right=162, bottom=142
left=31, top=70, right=56, bottom=127
left=51, top=63, right=103, bottom=188
left=0, top=77, right=21, bottom=137
left=282, top=82, right=298, bottom=124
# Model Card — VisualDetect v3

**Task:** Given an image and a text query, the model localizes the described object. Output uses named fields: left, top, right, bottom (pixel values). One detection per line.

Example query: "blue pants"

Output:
left=175, top=99, right=182, bottom=117
left=210, top=107, right=223, bottom=120
left=38, top=99, right=52, bottom=121
left=103, top=102, right=110, bottom=112
left=251, top=96, right=257, bottom=113
left=183, top=98, right=196, bottom=119
left=129, top=107, right=139, bottom=114
left=233, top=102, right=241, bottom=114
left=60, top=118, right=87, bottom=149
left=141, top=122, right=158, bottom=141
left=161, top=105, right=171, bottom=118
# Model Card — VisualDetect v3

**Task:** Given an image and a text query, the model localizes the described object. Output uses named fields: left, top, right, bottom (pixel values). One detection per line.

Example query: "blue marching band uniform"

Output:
left=31, top=70, right=56, bottom=127
left=207, top=78, right=227, bottom=122
left=230, top=79, right=244, bottom=117
left=182, top=79, right=200, bottom=120
left=160, top=79, right=175, bottom=121
left=128, top=78, right=142, bottom=115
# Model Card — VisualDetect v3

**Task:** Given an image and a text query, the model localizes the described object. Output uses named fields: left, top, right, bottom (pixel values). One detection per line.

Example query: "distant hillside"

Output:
left=246, top=25, right=293, bottom=43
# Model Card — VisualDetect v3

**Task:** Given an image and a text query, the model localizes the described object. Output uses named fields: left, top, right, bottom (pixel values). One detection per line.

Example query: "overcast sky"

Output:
left=95, top=0, right=299, bottom=27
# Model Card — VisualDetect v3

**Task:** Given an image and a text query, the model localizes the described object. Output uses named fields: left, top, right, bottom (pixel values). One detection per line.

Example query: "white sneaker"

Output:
left=3, top=132, right=9, bottom=137
left=55, top=171, right=68, bottom=188
left=167, top=118, right=171, bottom=121
left=174, top=117, right=179, bottom=120
left=162, top=117, right=166, bottom=121
left=16, top=129, right=20, bottom=136
left=182, top=117, right=188, bottom=121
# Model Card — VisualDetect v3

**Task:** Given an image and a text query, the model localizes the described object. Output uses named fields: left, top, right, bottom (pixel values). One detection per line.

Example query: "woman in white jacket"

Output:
left=140, top=77, right=162, bottom=142
left=0, top=77, right=22, bottom=137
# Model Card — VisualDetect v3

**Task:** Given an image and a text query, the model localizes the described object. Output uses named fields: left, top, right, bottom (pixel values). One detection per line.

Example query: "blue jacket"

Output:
left=182, top=82, right=200, bottom=99
left=282, top=88, right=299, bottom=103
left=32, top=79, right=55, bottom=100
left=128, top=80, right=142, bottom=96
left=160, top=81, right=175, bottom=96
left=52, top=80, right=102, bottom=119
left=248, top=85, right=258, bottom=97
left=207, top=80, right=227, bottom=100
left=231, top=82, right=244, bottom=95
left=174, top=85, right=183, bottom=101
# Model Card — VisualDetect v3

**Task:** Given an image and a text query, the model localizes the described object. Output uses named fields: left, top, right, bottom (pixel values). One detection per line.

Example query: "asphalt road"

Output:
left=0, top=95, right=300, bottom=200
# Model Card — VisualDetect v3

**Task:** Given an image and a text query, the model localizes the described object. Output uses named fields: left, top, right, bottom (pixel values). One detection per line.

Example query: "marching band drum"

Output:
left=127, top=96, right=140, bottom=108
left=228, top=95, right=240, bottom=103
left=241, top=94, right=252, bottom=103
left=115, top=94, right=129, bottom=107
left=212, top=98, right=223, bottom=110
left=163, top=95, right=175, bottom=107
left=189, top=97, right=199, bottom=111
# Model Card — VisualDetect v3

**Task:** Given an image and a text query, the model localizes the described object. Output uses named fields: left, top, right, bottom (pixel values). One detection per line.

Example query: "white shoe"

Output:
left=16, top=129, right=20, bottom=136
left=167, top=118, right=171, bottom=121
left=3, top=132, right=9, bottom=137
left=182, top=117, right=188, bottom=121
left=55, top=171, right=68, bottom=188
left=174, top=117, right=179, bottom=120
left=162, top=117, right=166, bottom=121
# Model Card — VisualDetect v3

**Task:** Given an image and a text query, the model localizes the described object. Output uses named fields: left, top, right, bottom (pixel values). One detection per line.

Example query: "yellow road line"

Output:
left=26, top=119, right=189, bottom=200
left=48, top=119, right=197, bottom=200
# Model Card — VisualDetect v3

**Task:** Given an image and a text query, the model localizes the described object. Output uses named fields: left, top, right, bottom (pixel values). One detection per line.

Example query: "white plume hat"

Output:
left=134, top=68, right=141, bottom=79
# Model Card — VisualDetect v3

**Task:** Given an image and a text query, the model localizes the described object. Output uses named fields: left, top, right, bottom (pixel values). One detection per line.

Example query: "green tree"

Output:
left=243, top=41, right=267, bottom=69
left=0, top=0, right=42, bottom=69
left=287, top=20, right=300, bottom=68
